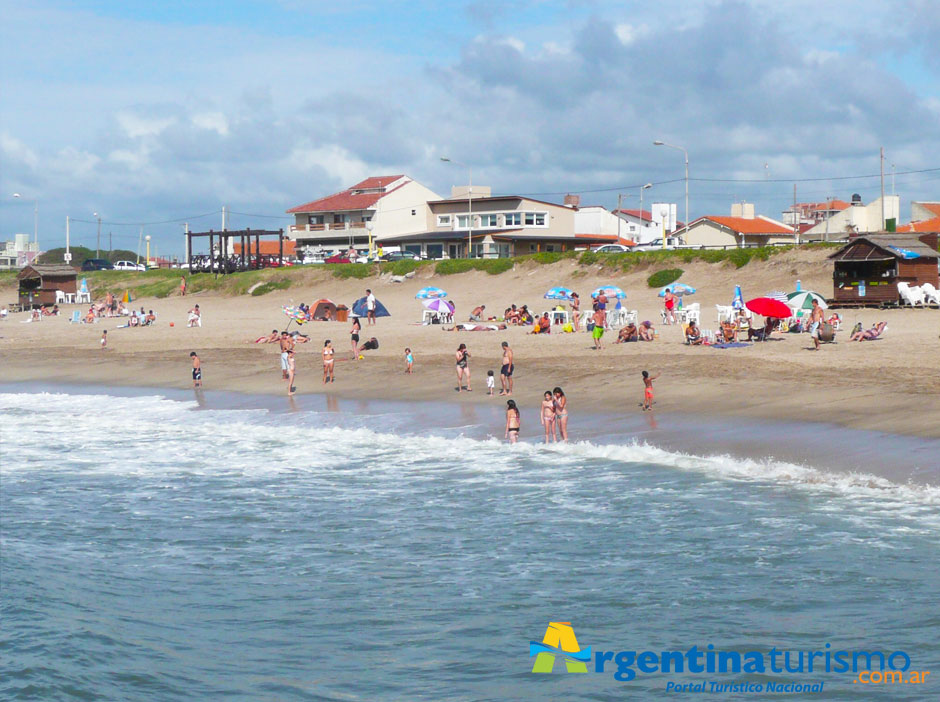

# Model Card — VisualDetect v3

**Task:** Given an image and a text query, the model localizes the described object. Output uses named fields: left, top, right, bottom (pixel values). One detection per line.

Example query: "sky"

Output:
left=2, top=0, right=939, bottom=257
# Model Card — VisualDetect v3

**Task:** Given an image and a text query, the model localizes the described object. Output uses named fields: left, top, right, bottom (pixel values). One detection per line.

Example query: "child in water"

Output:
left=642, top=370, right=660, bottom=411
left=486, top=370, right=495, bottom=395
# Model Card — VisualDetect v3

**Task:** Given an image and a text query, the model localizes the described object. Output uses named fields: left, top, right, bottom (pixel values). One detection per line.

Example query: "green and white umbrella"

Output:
left=787, top=290, right=827, bottom=311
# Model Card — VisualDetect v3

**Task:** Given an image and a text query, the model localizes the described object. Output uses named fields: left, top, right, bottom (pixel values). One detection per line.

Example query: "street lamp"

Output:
left=441, top=156, right=473, bottom=258
left=654, top=140, right=689, bottom=242
left=145, top=235, right=151, bottom=270
left=639, top=183, right=652, bottom=241
left=12, top=193, right=39, bottom=247
left=93, top=211, right=102, bottom=258
left=366, top=220, right=375, bottom=260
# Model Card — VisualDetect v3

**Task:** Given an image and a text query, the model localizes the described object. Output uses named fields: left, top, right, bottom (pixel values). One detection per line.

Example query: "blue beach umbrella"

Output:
left=415, top=286, right=447, bottom=299
left=591, top=285, right=626, bottom=299
left=544, top=286, right=574, bottom=300
left=352, top=296, right=390, bottom=318
left=658, top=282, right=697, bottom=297
left=732, top=284, right=744, bottom=310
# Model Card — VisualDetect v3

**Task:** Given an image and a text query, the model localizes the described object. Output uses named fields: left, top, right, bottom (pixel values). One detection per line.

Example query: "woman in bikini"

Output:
left=505, top=399, right=520, bottom=444
left=350, top=317, right=361, bottom=360
left=540, top=390, right=556, bottom=443
left=455, top=343, right=471, bottom=391
left=322, top=339, right=335, bottom=383
left=286, top=349, right=297, bottom=396
left=570, top=293, right=580, bottom=331
left=553, top=387, right=568, bottom=442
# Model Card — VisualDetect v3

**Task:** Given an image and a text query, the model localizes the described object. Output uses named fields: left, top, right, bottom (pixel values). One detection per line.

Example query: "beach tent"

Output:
left=352, top=296, right=390, bottom=318
left=122, top=289, right=133, bottom=303
left=311, top=299, right=338, bottom=320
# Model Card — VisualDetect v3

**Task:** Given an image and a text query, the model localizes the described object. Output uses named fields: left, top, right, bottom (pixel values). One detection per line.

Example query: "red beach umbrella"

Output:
left=745, top=297, right=792, bottom=318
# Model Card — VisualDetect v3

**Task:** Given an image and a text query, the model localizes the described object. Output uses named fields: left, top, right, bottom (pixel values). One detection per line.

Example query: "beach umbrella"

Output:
left=766, top=291, right=789, bottom=303
left=745, top=297, right=791, bottom=318
left=415, top=286, right=447, bottom=299
left=731, top=284, right=744, bottom=310
left=352, top=296, right=390, bottom=318
left=422, top=298, right=455, bottom=313
left=658, top=282, right=697, bottom=297
left=544, top=286, right=574, bottom=300
left=282, top=304, right=307, bottom=329
left=786, top=290, right=828, bottom=311
left=80, top=278, right=89, bottom=294
left=591, top=285, right=626, bottom=299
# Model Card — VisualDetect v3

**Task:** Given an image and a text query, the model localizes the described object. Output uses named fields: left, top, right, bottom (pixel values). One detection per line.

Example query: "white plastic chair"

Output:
left=75, top=291, right=92, bottom=304
left=550, top=310, right=569, bottom=326
left=55, top=290, right=67, bottom=304
left=897, top=282, right=925, bottom=307
left=920, top=283, right=939, bottom=306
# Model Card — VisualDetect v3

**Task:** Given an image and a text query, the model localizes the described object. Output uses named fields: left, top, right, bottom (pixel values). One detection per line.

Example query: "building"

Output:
left=802, top=195, right=900, bottom=240
left=910, top=201, right=940, bottom=223
left=286, top=175, right=441, bottom=251
left=382, top=188, right=613, bottom=258
left=0, top=233, right=41, bottom=270
left=680, top=203, right=795, bottom=247
left=613, top=203, right=679, bottom=244
left=16, top=264, right=77, bottom=308
left=829, top=233, right=939, bottom=305
left=782, top=199, right=850, bottom=230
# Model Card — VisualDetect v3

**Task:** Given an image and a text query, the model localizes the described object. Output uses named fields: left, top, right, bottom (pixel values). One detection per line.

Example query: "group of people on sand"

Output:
left=615, top=320, right=656, bottom=343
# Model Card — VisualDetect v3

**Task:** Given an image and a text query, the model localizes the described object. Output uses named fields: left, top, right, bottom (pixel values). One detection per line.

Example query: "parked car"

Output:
left=593, top=244, right=633, bottom=254
left=325, top=253, right=353, bottom=264
left=113, top=260, right=146, bottom=271
left=379, top=250, right=421, bottom=262
left=635, top=237, right=682, bottom=250
left=81, top=258, right=114, bottom=271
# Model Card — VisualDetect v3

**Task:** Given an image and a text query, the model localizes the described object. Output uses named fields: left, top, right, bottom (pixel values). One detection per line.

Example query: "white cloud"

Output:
left=0, top=133, right=39, bottom=169
left=191, top=112, right=230, bottom=136
left=117, top=113, right=177, bottom=138
left=614, top=23, right=648, bottom=46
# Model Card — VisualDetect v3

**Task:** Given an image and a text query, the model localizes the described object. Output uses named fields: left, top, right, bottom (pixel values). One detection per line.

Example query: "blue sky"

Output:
left=2, top=0, right=939, bottom=256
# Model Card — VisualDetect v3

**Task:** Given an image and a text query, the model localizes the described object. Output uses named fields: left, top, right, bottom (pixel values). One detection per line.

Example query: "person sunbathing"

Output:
left=254, top=329, right=280, bottom=343
left=850, top=321, right=887, bottom=341
left=84, top=308, right=96, bottom=324
left=638, top=320, right=655, bottom=341
left=720, top=320, right=737, bottom=343
left=358, top=337, right=379, bottom=352
left=616, top=323, right=639, bottom=343
left=685, top=321, right=703, bottom=345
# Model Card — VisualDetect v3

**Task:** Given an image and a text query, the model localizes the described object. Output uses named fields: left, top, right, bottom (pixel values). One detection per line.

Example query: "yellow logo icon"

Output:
left=530, top=622, right=591, bottom=673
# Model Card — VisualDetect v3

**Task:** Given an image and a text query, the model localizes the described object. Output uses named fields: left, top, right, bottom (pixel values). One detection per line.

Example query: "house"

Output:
left=910, top=201, right=940, bottom=223
left=572, top=198, right=636, bottom=246
left=382, top=187, right=614, bottom=259
left=802, top=195, right=900, bottom=240
left=782, top=199, right=850, bottom=229
left=828, top=233, right=939, bottom=305
left=680, top=203, right=795, bottom=248
left=613, top=203, right=679, bottom=245
left=286, top=175, right=441, bottom=251
left=16, top=264, right=77, bottom=308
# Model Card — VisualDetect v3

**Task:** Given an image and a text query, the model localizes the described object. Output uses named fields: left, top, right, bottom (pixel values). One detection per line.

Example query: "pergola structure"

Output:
left=185, top=228, right=286, bottom=273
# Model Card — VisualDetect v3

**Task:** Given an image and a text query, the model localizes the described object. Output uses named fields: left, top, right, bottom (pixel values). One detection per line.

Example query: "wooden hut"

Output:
left=829, top=234, right=939, bottom=306
left=16, top=264, right=78, bottom=309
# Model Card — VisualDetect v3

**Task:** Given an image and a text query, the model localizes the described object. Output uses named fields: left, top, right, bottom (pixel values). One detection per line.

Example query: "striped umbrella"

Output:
left=787, top=290, right=828, bottom=311
left=766, top=291, right=789, bottom=303
left=422, top=298, right=455, bottom=313
left=591, top=285, right=626, bottom=299
left=544, top=286, right=575, bottom=300
left=415, top=286, right=447, bottom=299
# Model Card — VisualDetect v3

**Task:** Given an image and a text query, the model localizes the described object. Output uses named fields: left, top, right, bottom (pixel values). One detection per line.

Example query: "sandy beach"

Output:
left=3, top=248, right=939, bottom=438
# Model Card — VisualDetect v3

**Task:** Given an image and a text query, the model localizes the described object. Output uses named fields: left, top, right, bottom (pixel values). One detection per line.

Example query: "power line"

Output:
left=69, top=209, right=221, bottom=226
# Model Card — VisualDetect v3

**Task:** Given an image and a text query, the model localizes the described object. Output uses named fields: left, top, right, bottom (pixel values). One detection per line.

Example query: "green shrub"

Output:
left=329, top=263, right=374, bottom=279
left=528, top=251, right=576, bottom=264
left=435, top=258, right=514, bottom=275
left=647, top=268, right=684, bottom=288
left=250, top=279, right=292, bottom=296
left=381, top=260, right=429, bottom=276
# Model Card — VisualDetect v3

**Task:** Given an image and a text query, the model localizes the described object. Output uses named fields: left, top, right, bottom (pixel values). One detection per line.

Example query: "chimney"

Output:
left=731, top=202, right=754, bottom=218
left=564, top=194, right=581, bottom=208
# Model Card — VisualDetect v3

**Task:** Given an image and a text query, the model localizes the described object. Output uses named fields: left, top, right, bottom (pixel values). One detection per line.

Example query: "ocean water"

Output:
left=1, top=388, right=938, bottom=701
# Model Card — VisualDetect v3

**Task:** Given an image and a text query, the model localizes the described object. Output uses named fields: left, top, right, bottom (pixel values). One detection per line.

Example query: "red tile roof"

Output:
left=575, top=233, right=637, bottom=246
left=792, top=200, right=851, bottom=212
left=614, top=208, right=652, bottom=221
left=287, top=176, right=406, bottom=214
left=698, top=216, right=794, bottom=235
left=918, top=203, right=940, bottom=218
left=897, top=216, right=940, bottom=233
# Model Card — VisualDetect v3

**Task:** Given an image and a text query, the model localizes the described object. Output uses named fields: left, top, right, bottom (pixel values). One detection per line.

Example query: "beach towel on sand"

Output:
left=710, top=342, right=751, bottom=349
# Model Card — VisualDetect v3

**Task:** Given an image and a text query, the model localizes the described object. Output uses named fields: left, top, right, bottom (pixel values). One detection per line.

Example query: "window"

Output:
left=333, top=214, right=346, bottom=224
left=505, top=212, right=521, bottom=226
left=535, top=212, right=546, bottom=226
left=404, top=244, right=422, bottom=256
left=437, top=214, right=452, bottom=227
left=426, top=244, right=444, bottom=259
left=523, top=212, right=547, bottom=227
left=411, top=209, right=416, bottom=216
left=457, top=215, right=471, bottom=228
left=545, top=244, right=555, bottom=252
left=308, top=215, right=324, bottom=225
left=479, top=214, right=498, bottom=227
left=525, top=212, right=535, bottom=226
left=362, top=214, right=373, bottom=222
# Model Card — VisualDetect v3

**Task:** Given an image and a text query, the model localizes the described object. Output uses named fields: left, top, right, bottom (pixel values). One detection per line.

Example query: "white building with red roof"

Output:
left=286, top=175, right=441, bottom=251
left=802, top=195, right=899, bottom=240
left=681, top=203, right=795, bottom=247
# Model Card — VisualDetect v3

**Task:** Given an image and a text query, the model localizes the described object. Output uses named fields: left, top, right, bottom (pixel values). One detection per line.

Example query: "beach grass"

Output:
left=647, top=268, right=684, bottom=287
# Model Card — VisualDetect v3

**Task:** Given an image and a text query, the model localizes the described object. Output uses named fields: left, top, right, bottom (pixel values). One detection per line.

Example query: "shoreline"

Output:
left=4, top=379, right=939, bottom=489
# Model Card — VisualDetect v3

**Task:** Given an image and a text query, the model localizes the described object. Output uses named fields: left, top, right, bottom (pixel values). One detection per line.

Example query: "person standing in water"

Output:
left=553, top=387, right=568, bottom=442
left=100, top=330, right=107, bottom=350
left=499, top=341, right=514, bottom=396
left=287, top=349, right=296, bottom=396
left=505, top=400, right=520, bottom=443
left=642, top=370, right=660, bottom=411
left=540, top=390, right=556, bottom=443
left=455, top=343, right=471, bottom=392
left=190, top=351, right=202, bottom=387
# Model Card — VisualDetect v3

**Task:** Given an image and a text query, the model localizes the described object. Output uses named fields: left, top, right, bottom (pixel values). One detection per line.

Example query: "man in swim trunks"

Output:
left=279, top=331, right=294, bottom=380
left=499, top=341, right=514, bottom=395
left=592, top=308, right=606, bottom=349
left=808, top=298, right=824, bottom=350
left=190, top=351, right=202, bottom=387
left=641, top=369, right=659, bottom=411
left=470, top=304, right=485, bottom=322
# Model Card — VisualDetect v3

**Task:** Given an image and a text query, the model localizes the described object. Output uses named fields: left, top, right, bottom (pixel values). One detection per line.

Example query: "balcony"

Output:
left=289, top=221, right=367, bottom=234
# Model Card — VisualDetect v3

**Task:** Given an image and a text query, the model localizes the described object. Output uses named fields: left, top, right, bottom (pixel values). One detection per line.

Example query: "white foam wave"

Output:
left=2, top=392, right=938, bottom=516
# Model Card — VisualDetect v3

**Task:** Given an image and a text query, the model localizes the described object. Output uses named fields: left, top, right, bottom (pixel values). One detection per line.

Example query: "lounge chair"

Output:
left=69, top=310, right=81, bottom=323
left=897, top=282, right=926, bottom=307
left=921, top=283, right=940, bottom=307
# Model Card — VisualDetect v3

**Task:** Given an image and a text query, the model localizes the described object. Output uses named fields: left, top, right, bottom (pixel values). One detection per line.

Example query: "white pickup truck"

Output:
left=634, top=237, right=683, bottom=250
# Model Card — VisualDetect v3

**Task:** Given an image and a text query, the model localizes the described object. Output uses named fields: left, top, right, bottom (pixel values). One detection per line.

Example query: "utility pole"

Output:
left=879, top=147, right=886, bottom=231
left=617, top=193, right=622, bottom=241
left=109, top=231, right=112, bottom=255
left=793, top=184, right=798, bottom=244
left=94, top=213, right=101, bottom=258
left=65, top=216, right=72, bottom=264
